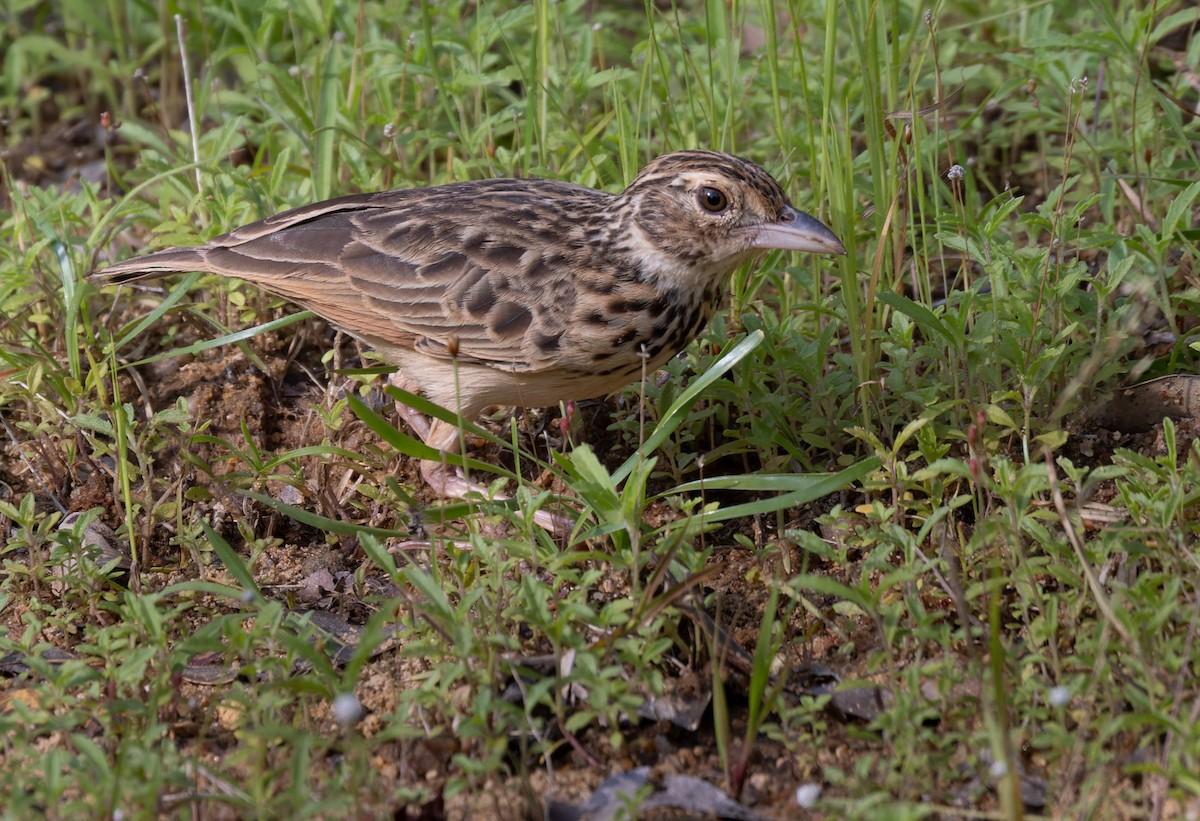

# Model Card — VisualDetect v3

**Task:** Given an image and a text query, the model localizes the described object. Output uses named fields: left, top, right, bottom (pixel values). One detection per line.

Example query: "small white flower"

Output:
left=989, top=758, right=1008, bottom=778
left=288, top=65, right=301, bottom=78
left=795, top=783, right=822, bottom=808
left=383, top=123, right=396, bottom=138
left=332, top=692, right=364, bottom=727
left=947, top=164, right=965, bottom=181
left=1048, top=685, right=1071, bottom=707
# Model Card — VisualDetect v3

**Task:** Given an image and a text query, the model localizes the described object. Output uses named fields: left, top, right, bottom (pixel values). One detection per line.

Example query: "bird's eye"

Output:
left=697, top=187, right=728, bottom=213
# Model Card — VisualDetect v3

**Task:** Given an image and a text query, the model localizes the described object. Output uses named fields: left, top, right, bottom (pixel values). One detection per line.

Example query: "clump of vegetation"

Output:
left=1, top=0, right=1198, bottom=818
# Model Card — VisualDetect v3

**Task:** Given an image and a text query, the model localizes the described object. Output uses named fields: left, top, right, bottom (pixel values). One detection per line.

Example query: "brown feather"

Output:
left=95, top=150, right=844, bottom=419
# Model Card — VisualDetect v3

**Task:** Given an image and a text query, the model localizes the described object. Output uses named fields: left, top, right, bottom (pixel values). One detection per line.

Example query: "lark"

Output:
left=96, top=150, right=845, bottom=524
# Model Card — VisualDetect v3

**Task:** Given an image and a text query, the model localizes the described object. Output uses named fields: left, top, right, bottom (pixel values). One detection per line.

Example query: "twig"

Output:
left=1043, top=448, right=1134, bottom=647
left=175, top=14, right=202, bottom=193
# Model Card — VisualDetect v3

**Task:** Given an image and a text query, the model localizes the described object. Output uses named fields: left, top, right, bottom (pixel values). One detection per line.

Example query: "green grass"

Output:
left=2, top=0, right=1200, bottom=817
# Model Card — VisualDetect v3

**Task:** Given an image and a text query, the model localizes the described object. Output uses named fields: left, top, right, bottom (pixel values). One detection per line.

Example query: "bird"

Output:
left=95, top=150, right=845, bottom=530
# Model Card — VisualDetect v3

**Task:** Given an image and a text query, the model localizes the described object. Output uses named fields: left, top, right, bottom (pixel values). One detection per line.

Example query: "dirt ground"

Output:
left=5, top=278, right=1184, bottom=819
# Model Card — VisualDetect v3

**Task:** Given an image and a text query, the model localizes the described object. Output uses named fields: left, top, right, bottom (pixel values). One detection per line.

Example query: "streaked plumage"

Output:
left=96, top=150, right=844, bottom=521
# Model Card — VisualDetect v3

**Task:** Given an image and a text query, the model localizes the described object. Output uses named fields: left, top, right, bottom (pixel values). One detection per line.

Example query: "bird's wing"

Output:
left=100, top=180, right=602, bottom=373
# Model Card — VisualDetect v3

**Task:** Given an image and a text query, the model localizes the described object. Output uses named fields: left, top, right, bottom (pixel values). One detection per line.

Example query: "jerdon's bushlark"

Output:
left=96, top=150, right=845, bottom=524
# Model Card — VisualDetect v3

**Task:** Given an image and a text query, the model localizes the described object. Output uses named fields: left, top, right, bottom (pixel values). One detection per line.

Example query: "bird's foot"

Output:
left=388, top=373, right=433, bottom=441
left=389, top=377, right=576, bottom=536
left=419, top=457, right=574, bottom=537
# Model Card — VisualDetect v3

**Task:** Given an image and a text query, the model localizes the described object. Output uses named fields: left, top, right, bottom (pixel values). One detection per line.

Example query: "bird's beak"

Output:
left=745, top=206, right=846, bottom=255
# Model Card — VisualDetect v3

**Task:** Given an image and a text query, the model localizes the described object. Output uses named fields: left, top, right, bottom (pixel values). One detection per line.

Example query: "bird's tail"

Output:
left=92, top=247, right=210, bottom=284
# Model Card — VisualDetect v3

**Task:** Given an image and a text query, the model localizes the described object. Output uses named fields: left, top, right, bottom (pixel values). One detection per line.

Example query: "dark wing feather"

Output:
left=97, top=179, right=613, bottom=372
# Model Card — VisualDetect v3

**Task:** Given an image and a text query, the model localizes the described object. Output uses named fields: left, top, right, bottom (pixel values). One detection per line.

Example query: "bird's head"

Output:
left=612, top=149, right=845, bottom=288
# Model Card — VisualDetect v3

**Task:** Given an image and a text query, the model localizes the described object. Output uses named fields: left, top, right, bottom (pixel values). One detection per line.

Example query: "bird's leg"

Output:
left=387, top=373, right=433, bottom=442
left=419, top=419, right=575, bottom=536
left=388, top=374, right=574, bottom=536
left=416, top=418, right=482, bottom=499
